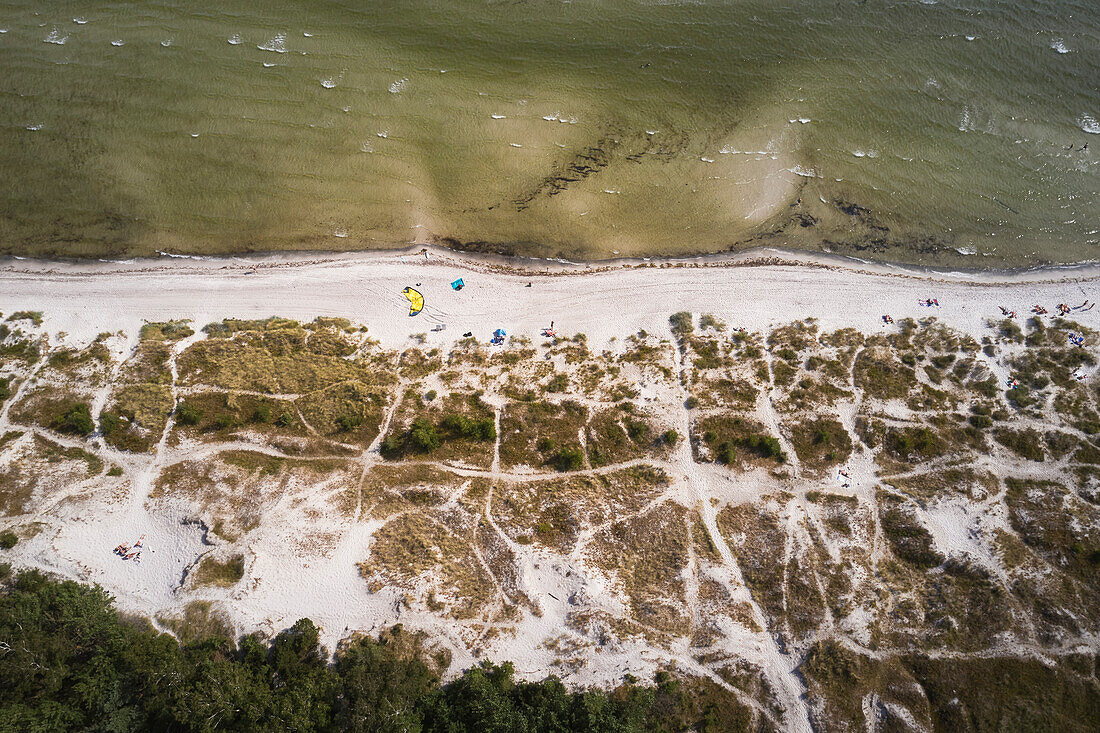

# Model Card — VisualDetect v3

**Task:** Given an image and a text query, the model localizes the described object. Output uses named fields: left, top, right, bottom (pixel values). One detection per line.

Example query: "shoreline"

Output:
left=3, top=243, right=1100, bottom=286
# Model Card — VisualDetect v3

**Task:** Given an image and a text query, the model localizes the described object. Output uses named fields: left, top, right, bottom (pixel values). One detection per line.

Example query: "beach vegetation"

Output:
left=191, top=554, right=245, bottom=587
left=696, top=415, right=786, bottom=464
left=854, top=349, right=914, bottom=400
left=0, top=530, right=17, bottom=549
left=33, top=435, right=103, bottom=476
left=175, top=400, right=202, bottom=426
left=880, top=505, right=944, bottom=568
left=699, top=314, right=725, bottom=331
left=140, top=320, right=194, bottom=341
left=50, top=402, right=95, bottom=437
left=103, top=384, right=174, bottom=452
left=669, top=312, right=693, bottom=341
left=993, top=427, right=1045, bottom=462
left=787, top=417, right=853, bottom=473
left=500, top=400, right=588, bottom=469
left=6, top=310, right=43, bottom=326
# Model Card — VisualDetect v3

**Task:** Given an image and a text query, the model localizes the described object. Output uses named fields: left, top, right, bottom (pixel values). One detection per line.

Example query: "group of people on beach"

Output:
left=114, top=534, right=145, bottom=564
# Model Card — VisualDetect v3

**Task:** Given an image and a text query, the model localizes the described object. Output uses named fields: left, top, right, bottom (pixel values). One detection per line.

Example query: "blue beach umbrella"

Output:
left=451, top=278, right=464, bottom=290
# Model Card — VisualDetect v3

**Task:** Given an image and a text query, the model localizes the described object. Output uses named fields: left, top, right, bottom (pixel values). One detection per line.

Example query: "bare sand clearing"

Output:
left=1, top=246, right=1098, bottom=730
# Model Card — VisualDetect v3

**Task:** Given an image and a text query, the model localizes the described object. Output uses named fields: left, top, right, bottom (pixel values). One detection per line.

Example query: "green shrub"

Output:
left=336, top=414, right=363, bottom=432
left=669, top=312, right=693, bottom=340
left=409, top=418, right=442, bottom=453
left=662, top=429, right=679, bottom=446
left=968, top=414, right=992, bottom=429
left=252, top=404, right=272, bottom=423
left=0, top=530, right=17, bottom=549
left=213, top=414, right=235, bottom=430
left=440, top=413, right=496, bottom=441
left=107, top=466, right=123, bottom=477
left=552, top=448, right=585, bottom=472
left=51, top=403, right=94, bottom=436
left=424, top=390, right=437, bottom=401
left=545, top=374, right=569, bottom=393
left=684, top=396, right=699, bottom=409
left=0, top=377, right=10, bottom=404
left=625, top=419, right=649, bottom=443
left=275, top=411, right=295, bottom=428
left=175, top=402, right=203, bottom=426
left=99, top=411, right=121, bottom=435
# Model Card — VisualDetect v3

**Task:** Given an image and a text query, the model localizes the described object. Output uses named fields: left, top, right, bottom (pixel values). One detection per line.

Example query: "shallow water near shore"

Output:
left=0, top=0, right=1097, bottom=265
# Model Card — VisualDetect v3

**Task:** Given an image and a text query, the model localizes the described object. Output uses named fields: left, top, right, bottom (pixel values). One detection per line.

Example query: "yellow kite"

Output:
left=403, top=287, right=424, bottom=316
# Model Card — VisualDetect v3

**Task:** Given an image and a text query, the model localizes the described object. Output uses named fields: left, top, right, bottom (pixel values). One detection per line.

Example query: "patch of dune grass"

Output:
left=140, top=320, right=194, bottom=342
left=192, top=554, right=245, bottom=588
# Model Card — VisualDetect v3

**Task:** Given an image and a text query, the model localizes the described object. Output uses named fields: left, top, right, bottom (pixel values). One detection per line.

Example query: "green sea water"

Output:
left=0, top=0, right=1097, bottom=265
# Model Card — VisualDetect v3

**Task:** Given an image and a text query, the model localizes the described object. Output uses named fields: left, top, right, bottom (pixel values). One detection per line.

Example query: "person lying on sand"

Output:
left=1059, top=303, right=1071, bottom=315
left=882, top=315, right=894, bottom=324
left=1032, top=305, right=1048, bottom=315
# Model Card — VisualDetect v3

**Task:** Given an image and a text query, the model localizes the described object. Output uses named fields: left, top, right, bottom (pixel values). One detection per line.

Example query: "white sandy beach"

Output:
left=2, top=246, right=1097, bottom=349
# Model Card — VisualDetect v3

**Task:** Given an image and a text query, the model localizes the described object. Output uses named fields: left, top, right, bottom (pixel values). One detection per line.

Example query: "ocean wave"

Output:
left=956, top=246, right=977, bottom=255
left=542, top=113, right=578, bottom=124
left=73, top=17, right=88, bottom=25
left=26, top=124, right=42, bottom=131
left=110, top=39, right=124, bottom=46
left=360, top=141, right=373, bottom=153
left=157, top=250, right=209, bottom=260
left=389, top=78, right=407, bottom=94
left=161, top=38, right=173, bottom=47
left=333, top=228, right=348, bottom=238
left=787, top=165, right=818, bottom=177
left=1050, top=39, right=1070, bottom=54
left=852, top=149, right=878, bottom=158
left=228, top=33, right=242, bottom=45
left=491, top=114, right=506, bottom=119
left=509, top=143, right=522, bottom=148
left=303, top=32, right=313, bottom=38
left=262, top=62, right=276, bottom=67
left=258, top=33, right=287, bottom=53
left=321, top=77, right=336, bottom=88
left=700, top=157, right=714, bottom=163
left=958, top=106, right=993, bottom=133
left=44, top=28, right=68, bottom=45
left=1079, top=114, right=1100, bottom=135
left=788, top=117, right=811, bottom=124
